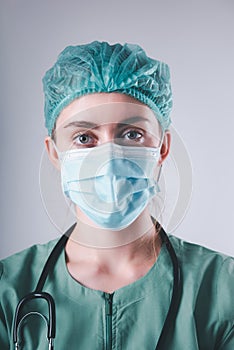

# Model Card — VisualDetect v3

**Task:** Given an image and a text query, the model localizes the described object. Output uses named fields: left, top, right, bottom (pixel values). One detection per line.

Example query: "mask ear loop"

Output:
left=50, top=140, right=78, bottom=226
left=150, top=130, right=165, bottom=234
left=156, top=165, right=162, bottom=182
left=51, top=140, right=62, bottom=161
left=156, top=130, right=165, bottom=182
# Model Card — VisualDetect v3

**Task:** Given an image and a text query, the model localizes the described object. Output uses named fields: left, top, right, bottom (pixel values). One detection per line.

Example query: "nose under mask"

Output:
left=57, top=142, right=162, bottom=230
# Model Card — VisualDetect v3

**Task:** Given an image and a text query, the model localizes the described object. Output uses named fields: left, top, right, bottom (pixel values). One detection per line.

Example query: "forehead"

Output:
left=56, top=93, right=161, bottom=131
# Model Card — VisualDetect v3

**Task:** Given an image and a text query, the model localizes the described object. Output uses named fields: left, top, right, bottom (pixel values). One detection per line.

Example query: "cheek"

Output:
left=141, top=122, right=162, bottom=147
left=143, top=131, right=162, bottom=148
left=53, top=129, right=75, bottom=152
left=149, top=135, right=161, bottom=148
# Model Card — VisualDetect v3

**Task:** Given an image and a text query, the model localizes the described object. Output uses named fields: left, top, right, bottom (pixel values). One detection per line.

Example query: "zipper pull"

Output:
left=105, top=293, right=113, bottom=315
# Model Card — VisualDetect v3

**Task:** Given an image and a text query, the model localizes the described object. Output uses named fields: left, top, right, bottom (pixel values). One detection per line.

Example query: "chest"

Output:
left=66, top=260, right=156, bottom=293
left=12, top=287, right=218, bottom=350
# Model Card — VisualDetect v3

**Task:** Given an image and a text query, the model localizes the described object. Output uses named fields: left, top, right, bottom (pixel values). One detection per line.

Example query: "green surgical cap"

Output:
left=43, top=41, right=173, bottom=135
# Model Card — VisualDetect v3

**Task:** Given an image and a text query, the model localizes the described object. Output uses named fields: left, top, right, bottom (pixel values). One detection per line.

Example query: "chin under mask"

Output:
left=56, top=142, right=161, bottom=230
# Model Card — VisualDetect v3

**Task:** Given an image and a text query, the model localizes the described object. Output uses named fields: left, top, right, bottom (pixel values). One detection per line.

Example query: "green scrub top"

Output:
left=0, top=235, right=233, bottom=349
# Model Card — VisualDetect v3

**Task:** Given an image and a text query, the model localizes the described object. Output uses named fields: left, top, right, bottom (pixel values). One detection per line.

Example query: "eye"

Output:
left=124, top=130, right=143, bottom=141
left=73, top=133, right=95, bottom=146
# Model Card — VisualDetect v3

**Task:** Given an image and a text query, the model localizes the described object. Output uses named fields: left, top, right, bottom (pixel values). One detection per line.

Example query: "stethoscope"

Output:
left=13, top=223, right=181, bottom=350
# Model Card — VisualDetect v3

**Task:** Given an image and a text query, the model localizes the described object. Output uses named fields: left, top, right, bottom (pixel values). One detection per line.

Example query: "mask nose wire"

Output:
left=51, top=129, right=165, bottom=165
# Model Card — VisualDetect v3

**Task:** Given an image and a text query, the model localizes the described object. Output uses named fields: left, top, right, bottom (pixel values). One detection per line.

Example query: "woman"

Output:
left=0, top=41, right=233, bottom=349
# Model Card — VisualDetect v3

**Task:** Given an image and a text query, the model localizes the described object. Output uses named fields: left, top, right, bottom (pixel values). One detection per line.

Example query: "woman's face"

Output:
left=45, top=92, right=170, bottom=168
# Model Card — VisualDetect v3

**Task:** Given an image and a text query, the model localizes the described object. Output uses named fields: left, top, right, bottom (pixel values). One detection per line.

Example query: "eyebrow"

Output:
left=64, top=121, right=99, bottom=129
left=63, top=116, right=149, bottom=129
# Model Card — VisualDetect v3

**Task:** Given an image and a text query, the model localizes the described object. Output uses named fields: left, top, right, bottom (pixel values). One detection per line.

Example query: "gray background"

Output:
left=0, top=0, right=233, bottom=259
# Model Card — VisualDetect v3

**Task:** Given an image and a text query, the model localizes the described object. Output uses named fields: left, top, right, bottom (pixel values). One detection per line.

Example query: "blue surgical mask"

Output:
left=56, top=142, right=162, bottom=230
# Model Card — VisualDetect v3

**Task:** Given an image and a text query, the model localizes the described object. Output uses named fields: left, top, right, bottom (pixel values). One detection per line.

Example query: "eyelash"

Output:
left=72, top=128, right=144, bottom=146
left=72, top=131, right=96, bottom=146
left=123, top=129, right=143, bottom=140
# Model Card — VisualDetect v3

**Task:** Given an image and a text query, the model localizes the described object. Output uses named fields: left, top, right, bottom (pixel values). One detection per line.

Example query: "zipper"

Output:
left=105, top=292, right=114, bottom=350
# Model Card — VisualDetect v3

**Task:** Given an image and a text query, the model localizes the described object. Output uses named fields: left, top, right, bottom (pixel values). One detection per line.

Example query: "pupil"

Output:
left=129, top=131, right=136, bottom=139
left=80, top=135, right=88, bottom=143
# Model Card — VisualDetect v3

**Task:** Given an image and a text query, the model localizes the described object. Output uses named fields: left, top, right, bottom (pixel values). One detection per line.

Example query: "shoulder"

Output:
left=169, top=234, right=233, bottom=264
left=169, top=234, right=234, bottom=280
left=0, top=238, right=60, bottom=290
left=169, top=235, right=234, bottom=322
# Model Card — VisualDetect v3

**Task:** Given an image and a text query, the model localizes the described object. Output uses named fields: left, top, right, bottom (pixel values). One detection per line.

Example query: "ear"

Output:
left=158, top=131, right=171, bottom=165
left=44, top=137, right=61, bottom=170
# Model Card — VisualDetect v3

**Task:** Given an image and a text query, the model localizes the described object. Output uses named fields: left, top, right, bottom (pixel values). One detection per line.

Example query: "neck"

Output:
left=65, top=209, right=162, bottom=273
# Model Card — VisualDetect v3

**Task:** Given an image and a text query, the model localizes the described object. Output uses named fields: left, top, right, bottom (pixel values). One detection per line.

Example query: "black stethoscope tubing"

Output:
left=13, top=223, right=181, bottom=350
left=13, top=223, right=76, bottom=350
